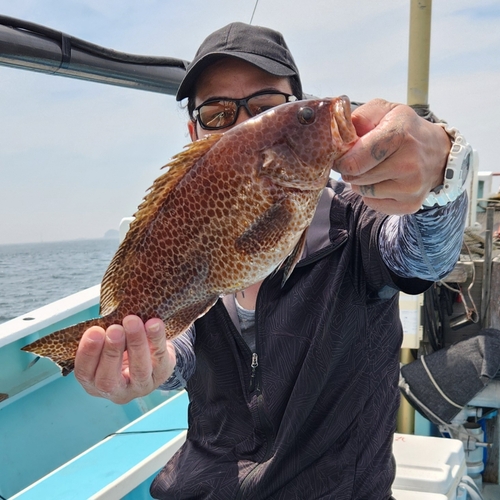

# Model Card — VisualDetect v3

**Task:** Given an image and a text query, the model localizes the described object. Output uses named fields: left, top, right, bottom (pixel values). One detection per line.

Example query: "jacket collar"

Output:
left=299, top=179, right=349, bottom=264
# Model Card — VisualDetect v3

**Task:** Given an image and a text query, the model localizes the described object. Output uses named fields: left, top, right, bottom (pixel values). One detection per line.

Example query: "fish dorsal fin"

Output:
left=99, top=134, right=223, bottom=316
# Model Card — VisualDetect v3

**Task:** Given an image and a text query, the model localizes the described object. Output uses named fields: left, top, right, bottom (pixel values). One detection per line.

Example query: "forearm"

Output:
left=379, top=191, right=468, bottom=281
left=159, top=325, right=196, bottom=390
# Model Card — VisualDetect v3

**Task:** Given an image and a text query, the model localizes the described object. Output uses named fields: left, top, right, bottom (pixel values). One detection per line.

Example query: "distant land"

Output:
left=104, top=229, right=119, bottom=240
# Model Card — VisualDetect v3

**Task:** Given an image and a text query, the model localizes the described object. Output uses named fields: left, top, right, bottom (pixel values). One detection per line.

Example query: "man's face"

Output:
left=188, top=58, right=294, bottom=141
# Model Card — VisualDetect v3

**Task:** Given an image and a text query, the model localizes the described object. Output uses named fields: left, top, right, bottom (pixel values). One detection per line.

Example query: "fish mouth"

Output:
left=331, top=95, right=358, bottom=146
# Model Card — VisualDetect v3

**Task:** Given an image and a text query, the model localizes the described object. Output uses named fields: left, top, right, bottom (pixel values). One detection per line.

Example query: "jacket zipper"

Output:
left=236, top=215, right=348, bottom=498
left=249, top=352, right=258, bottom=392
left=235, top=282, right=276, bottom=500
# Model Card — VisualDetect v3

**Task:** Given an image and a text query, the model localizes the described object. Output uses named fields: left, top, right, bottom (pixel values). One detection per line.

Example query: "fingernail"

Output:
left=147, top=322, right=160, bottom=334
left=122, top=315, right=140, bottom=333
left=86, top=329, right=105, bottom=343
left=106, top=327, right=124, bottom=343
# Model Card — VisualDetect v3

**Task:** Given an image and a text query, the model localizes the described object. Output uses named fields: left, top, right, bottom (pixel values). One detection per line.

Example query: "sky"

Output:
left=0, top=0, right=499, bottom=245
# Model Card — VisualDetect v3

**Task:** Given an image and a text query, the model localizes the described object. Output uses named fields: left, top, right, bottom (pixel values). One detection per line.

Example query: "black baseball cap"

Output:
left=176, top=22, right=302, bottom=101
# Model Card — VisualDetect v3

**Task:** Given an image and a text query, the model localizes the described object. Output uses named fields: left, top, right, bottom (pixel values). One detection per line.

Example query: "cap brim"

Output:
left=176, top=52, right=297, bottom=101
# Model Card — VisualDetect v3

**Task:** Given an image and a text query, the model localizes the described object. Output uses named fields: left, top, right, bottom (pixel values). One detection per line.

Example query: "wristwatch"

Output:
left=421, top=123, right=472, bottom=208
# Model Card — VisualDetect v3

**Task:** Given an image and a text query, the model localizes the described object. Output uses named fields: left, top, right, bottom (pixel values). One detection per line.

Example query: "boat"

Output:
left=0, top=282, right=188, bottom=499
left=1, top=3, right=500, bottom=499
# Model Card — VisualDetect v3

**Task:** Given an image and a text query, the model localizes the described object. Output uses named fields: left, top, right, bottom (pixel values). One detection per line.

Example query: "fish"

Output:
left=21, top=96, right=358, bottom=376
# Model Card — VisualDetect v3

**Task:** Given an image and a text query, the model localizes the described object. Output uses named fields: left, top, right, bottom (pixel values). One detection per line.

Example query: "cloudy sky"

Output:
left=0, top=0, right=499, bottom=244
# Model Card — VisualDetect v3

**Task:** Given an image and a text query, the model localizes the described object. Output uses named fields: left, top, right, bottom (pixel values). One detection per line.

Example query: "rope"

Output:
left=420, top=355, right=464, bottom=409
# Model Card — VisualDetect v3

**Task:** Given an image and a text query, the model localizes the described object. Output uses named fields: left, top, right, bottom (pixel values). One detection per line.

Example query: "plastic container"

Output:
left=392, top=433, right=467, bottom=500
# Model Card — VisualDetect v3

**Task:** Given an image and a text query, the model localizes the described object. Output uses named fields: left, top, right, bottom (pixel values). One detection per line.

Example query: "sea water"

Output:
left=0, top=239, right=119, bottom=323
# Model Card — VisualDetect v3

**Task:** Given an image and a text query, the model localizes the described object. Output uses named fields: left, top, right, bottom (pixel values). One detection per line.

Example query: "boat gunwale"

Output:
left=0, top=284, right=100, bottom=348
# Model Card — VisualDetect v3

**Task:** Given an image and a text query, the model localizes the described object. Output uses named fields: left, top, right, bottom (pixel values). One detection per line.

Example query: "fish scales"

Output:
left=21, top=96, right=358, bottom=375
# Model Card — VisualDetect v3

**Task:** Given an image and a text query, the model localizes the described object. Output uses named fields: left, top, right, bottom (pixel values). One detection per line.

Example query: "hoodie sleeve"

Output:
left=379, top=191, right=468, bottom=281
left=159, top=325, right=196, bottom=390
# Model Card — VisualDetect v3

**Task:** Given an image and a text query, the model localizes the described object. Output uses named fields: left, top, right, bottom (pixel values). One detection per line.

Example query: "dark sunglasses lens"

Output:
left=198, top=101, right=237, bottom=129
left=247, top=94, right=288, bottom=115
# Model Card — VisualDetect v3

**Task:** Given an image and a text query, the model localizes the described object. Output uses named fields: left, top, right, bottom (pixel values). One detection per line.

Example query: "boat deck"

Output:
left=10, top=391, right=188, bottom=499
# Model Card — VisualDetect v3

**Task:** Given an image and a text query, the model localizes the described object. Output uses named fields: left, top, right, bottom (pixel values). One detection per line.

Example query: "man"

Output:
left=75, top=23, right=470, bottom=499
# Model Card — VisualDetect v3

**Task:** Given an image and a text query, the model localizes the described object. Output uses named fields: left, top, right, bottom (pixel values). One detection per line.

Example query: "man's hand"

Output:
left=333, top=98, right=451, bottom=214
left=74, top=315, right=176, bottom=404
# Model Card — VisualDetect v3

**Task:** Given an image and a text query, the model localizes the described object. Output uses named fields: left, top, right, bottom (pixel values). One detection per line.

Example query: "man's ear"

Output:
left=188, top=120, right=198, bottom=141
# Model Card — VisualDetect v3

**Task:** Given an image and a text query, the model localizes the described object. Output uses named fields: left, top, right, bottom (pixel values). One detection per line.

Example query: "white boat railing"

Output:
left=0, top=284, right=100, bottom=348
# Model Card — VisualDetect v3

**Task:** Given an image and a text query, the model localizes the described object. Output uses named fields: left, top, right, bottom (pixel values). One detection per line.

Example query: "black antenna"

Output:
left=249, top=0, right=260, bottom=24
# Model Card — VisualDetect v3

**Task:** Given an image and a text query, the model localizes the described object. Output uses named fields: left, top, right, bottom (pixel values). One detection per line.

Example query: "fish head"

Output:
left=254, top=96, right=358, bottom=190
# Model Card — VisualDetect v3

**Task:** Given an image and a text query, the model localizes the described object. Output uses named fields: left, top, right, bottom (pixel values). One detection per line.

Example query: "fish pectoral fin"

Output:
left=261, top=142, right=295, bottom=170
left=261, top=148, right=282, bottom=170
left=281, top=229, right=308, bottom=286
left=260, top=143, right=308, bottom=189
left=234, top=200, right=292, bottom=254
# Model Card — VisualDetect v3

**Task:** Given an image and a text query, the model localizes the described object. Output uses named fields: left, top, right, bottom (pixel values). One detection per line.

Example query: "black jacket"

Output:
left=151, top=182, right=430, bottom=500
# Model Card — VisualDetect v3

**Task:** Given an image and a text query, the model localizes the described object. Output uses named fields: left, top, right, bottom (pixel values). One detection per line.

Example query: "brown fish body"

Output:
left=22, top=96, right=358, bottom=375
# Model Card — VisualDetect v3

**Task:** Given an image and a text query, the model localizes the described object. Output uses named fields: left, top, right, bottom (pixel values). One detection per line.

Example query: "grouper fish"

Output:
left=21, top=96, right=358, bottom=376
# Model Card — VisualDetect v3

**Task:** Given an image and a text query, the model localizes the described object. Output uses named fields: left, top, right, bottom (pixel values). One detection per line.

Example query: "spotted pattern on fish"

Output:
left=21, top=96, right=358, bottom=375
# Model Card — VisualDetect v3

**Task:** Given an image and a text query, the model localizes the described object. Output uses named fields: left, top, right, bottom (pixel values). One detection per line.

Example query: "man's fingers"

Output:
left=74, top=326, right=105, bottom=393
left=344, top=153, right=426, bottom=196
left=75, top=315, right=174, bottom=404
left=122, top=315, right=153, bottom=386
left=334, top=99, right=405, bottom=178
left=350, top=98, right=398, bottom=136
left=335, top=123, right=405, bottom=177
left=93, top=324, right=127, bottom=395
left=340, top=160, right=396, bottom=186
left=145, top=319, right=167, bottom=359
left=350, top=179, right=423, bottom=214
left=145, top=319, right=172, bottom=388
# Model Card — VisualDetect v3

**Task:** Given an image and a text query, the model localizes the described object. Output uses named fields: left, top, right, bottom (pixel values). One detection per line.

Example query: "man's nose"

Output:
left=233, top=105, right=252, bottom=127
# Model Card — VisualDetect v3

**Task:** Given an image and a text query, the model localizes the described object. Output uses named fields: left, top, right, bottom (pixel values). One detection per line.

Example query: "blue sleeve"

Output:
left=379, top=191, right=468, bottom=281
left=158, top=325, right=196, bottom=390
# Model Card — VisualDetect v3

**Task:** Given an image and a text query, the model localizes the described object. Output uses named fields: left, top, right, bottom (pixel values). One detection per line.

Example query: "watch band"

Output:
left=421, top=123, right=472, bottom=208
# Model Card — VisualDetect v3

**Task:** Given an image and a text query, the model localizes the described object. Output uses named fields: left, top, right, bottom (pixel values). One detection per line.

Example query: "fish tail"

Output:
left=21, top=316, right=113, bottom=376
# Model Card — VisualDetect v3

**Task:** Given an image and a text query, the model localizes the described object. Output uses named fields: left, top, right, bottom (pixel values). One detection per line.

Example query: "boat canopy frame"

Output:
left=0, top=14, right=187, bottom=95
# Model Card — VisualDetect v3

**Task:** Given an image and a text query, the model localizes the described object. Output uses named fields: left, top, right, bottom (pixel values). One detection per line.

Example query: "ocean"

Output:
left=0, top=238, right=119, bottom=323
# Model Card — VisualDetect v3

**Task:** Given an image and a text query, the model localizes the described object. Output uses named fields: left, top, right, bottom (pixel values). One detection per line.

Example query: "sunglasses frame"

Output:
left=191, top=91, right=298, bottom=130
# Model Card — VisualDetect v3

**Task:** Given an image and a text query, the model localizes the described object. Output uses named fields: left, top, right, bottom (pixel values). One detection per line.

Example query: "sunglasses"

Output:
left=191, top=91, right=298, bottom=130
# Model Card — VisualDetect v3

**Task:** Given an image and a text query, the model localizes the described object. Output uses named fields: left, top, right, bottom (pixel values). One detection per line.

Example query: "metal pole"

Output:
left=398, top=0, right=433, bottom=436
left=398, top=349, right=416, bottom=435
left=481, top=207, right=495, bottom=327
left=407, top=0, right=433, bottom=106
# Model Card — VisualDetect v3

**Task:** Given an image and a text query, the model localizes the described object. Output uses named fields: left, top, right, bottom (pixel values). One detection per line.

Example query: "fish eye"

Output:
left=297, top=107, right=315, bottom=125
